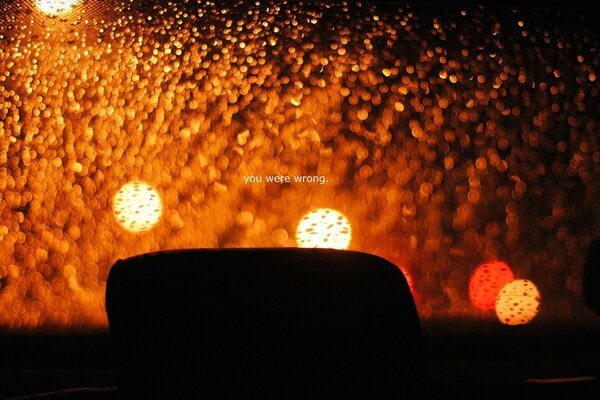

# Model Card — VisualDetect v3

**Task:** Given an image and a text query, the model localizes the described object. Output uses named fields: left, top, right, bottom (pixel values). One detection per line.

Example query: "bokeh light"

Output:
left=469, top=261, right=515, bottom=311
left=0, top=0, right=599, bottom=328
left=35, top=0, right=81, bottom=15
left=296, top=209, right=352, bottom=250
left=495, top=279, right=541, bottom=325
left=113, top=181, right=163, bottom=233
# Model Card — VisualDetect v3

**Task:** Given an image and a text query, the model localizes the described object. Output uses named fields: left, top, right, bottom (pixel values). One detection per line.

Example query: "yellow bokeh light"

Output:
left=296, top=208, right=352, bottom=250
left=495, top=279, right=541, bottom=326
left=113, top=181, right=163, bottom=233
left=35, top=0, right=81, bottom=16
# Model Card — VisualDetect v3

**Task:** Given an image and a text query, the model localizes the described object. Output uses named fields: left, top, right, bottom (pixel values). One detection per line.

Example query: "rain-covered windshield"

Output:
left=1, top=0, right=599, bottom=336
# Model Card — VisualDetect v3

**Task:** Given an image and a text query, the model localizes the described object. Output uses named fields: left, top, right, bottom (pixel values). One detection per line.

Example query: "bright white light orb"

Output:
left=296, top=208, right=352, bottom=250
left=113, top=181, right=163, bottom=233
left=495, top=279, right=541, bottom=326
left=36, top=0, right=81, bottom=16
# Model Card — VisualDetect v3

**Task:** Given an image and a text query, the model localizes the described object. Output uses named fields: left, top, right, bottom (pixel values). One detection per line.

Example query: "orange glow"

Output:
left=35, top=0, right=81, bottom=15
left=398, top=265, right=415, bottom=297
left=0, top=1, right=598, bottom=329
left=296, top=209, right=352, bottom=250
left=469, top=261, right=515, bottom=311
left=113, top=181, right=163, bottom=233
left=495, top=279, right=541, bottom=325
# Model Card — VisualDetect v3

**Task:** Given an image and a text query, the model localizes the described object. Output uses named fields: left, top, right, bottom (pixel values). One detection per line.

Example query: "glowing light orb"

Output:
left=113, top=181, right=163, bottom=233
left=35, top=0, right=81, bottom=16
left=469, top=261, right=515, bottom=311
left=296, top=208, right=352, bottom=250
left=495, top=279, right=541, bottom=325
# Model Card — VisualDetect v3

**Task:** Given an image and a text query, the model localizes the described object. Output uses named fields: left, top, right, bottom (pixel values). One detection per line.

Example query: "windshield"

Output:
left=1, top=0, right=599, bottom=342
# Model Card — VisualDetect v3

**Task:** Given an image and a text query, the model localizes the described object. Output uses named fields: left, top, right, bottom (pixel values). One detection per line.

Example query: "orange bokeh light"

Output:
left=495, top=279, right=541, bottom=325
left=0, top=0, right=597, bottom=329
left=468, top=261, right=515, bottom=311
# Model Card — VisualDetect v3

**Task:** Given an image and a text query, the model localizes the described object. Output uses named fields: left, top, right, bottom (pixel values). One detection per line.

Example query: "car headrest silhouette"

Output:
left=105, top=248, right=424, bottom=399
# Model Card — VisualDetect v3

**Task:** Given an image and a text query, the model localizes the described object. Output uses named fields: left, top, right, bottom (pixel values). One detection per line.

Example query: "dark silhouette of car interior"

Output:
left=106, top=248, right=424, bottom=399
left=1, top=0, right=600, bottom=399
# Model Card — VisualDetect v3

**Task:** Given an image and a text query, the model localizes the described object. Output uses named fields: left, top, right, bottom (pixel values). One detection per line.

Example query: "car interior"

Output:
left=1, top=0, right=600, bottom=399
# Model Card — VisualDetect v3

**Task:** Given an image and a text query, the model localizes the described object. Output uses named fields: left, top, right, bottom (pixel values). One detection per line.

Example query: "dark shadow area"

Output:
left=0, top=332, right=116, bottom=399
left=105, top=248, right=424, bottom=399
left=373, top=0, right=600, bottom=9
left=584, top=240, right=600, bottom=315
left=422, top=318, right=600, bottom=398
left=3, top=319, right=600, bottom=399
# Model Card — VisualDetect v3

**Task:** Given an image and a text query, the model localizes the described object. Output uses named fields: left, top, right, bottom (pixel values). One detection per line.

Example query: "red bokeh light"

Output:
left=468, top=261, right=515, bottom=311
